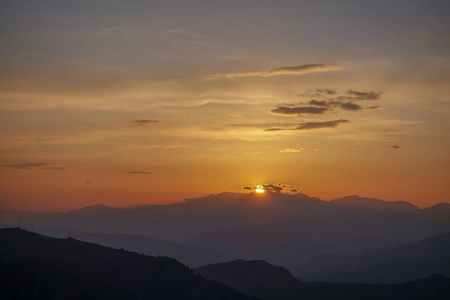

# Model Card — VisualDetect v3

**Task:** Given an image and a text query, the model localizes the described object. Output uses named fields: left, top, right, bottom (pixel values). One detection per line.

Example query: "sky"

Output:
left=0, top=0, right=449, bottom=211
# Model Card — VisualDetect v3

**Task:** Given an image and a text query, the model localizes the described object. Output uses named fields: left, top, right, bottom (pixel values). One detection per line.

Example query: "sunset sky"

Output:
left=1, top=0, right=449, bottom=211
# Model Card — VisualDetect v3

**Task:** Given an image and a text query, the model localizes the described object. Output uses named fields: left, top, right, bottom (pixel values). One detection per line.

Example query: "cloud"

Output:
left=209, top=64, right=342, bottom=79
left=315, top=88, right=337, bottom=95
left=270, top=106, right=329, bottom=116
left=345, top=90, right=382, bottom=100
left=295, top=119, right=349, bottom=130
left=280, top=148, right=303, bottom=153
left=241, top=183, right=300, bottom=193
left=391, top=145, right=401, bottom=149
left=339, top=102, right=362, bottom=111
left=245, top=151, right=262, bottom=155
left=41, top=166, right=69, bottom=170
left=266, top=64, right=343, bottom=76
left=133, top=120, right=160, bottom=126
left=226, top=113, right=243, bottom=118
left=263, top=127, right=285, bottom=132
left=300, top=88, right=384, bottom=113
left=308, top=100, right=330, bottom=107
left=129, top=171, right=152, bottom=174
left=264, top=119, right=349, bottom=131
left=2, top=163, right=68, bottom=170
left=3, top=163, right=50, bottom=169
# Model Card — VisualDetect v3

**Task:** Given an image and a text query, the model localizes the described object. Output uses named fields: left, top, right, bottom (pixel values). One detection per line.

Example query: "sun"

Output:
left=255, top=185, right=265, bottom=193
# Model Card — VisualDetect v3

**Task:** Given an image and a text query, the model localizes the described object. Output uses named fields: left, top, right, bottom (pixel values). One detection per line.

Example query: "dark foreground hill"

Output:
left=196, top=259, right=450, bottom=300
left=0, top=228, right=255, bottom=300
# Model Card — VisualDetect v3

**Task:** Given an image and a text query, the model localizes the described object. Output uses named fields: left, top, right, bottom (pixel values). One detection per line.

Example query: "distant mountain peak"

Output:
left=425, top=202, right=450, bottom=210
left=331, top=195, right=419, bottom=212
left=69, top=204, right=120, bottom=214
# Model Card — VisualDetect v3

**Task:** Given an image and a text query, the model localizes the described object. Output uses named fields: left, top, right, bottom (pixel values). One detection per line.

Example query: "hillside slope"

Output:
left=0, top=228, right=255, bottom=300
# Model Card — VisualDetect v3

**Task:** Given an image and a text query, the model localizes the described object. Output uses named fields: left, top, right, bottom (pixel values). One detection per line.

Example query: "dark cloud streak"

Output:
left=345, top=90, right=382, bottom=100
left=271, top=106, right=329, bottom=116
left=264, top=119, right=350, bottom=131
left=2, top=163, right=68, bottom=170
left=133, top=120, right=160, bottom=126
left=339, top=102, right=362, bottom=111
left=129, top=171, right=152, bottom=174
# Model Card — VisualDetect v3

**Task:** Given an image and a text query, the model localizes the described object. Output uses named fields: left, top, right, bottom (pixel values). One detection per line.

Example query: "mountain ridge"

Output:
left=0, top=228, right=255, bottom=300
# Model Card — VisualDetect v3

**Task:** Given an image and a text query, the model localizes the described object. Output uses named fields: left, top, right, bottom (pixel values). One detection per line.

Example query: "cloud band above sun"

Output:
left=241, top=183, right=299, bottom=193
left=208, top=64, right=342, bottom=79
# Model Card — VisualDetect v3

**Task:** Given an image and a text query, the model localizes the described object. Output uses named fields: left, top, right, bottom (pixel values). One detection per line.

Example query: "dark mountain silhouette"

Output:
left=423, top=202, right=450, bottom=217
left=196, top=259, right=450, bottom=300
left=68, top=204, right=121, bottom=214
left=196, top=259, right=297, bottom=284
left=35, top=227, right=233, bottom=268
left=0, top=228, right=255, bottom=300
left=315, top=259, right=450, bottom=284
left=330, top=195, right=420, bottom=212
left=1, top=192, right=449, bottom=267
left=293, top=232, right=450, bottom=283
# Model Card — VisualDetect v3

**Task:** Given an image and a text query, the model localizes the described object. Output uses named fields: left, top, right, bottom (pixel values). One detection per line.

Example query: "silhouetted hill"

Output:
left=330, top=195, right=420, bottom=212
left=0, top=228, right=255, bottom=300
left=196, top=259, right=450, bottom=300
left=68, top=204, right=120, bottom=214
left=34, top=226, right=233, bottom=267
left=316, top=259, right=450, bottom=284
left=424, top=202, right=450, bottom=217
left=293, top=232, right=450, bottom=283
left=196, top=259, right=297, bottom=283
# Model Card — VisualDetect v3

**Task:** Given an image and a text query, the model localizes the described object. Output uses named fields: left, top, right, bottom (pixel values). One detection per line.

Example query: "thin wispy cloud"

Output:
left=295, top=119, right=350, bottom=130
left=280, top=148, right=303, bottom=153
left=345, top=90, right=382, bottom=100
left=129, top=171, right=152, bottom=174
left=245, top=151, right=262, bottom=155
left=270, top=106, right=329, bottom=116
left=208, top=64, right=342, bottom=79
left=226, top=113, right=243, bottom=118
left=2, top=163, right=68, bottom=170
left=264, top=119, right=350, bottom=131
left=133, top=120, right=160, bottom=126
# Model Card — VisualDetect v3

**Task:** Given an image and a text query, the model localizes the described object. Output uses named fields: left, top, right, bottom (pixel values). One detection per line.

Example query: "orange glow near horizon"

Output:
left=0, top=2, right=449, bottom=212
left=255, top=185, right=265, bottom=193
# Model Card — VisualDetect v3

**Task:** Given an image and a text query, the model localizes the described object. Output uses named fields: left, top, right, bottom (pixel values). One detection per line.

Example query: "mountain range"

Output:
left=1, top=192, right=449, bottom=271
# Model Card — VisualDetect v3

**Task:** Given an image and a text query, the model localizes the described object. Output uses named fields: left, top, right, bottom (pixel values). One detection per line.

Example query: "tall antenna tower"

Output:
left=18, top=216, right=21, bottom=229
